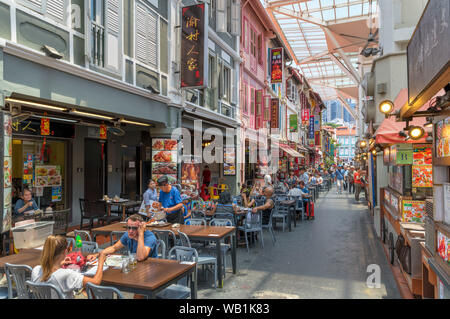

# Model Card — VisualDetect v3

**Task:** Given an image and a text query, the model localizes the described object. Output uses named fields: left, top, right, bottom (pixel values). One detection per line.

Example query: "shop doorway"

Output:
left=122, top=146, right=141, bottom=201
left=84, top=139, right=107, bottom=202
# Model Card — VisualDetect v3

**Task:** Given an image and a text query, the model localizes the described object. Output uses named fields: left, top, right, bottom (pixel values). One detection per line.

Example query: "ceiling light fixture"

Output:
left=120, top=119, right=151, bottom=127
left=5, top=98, right=68, bottom=112
left=71, top=110, right=114, bottom=120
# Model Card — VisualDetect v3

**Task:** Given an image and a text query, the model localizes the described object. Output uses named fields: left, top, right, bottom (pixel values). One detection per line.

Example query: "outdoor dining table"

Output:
left=91, top=222, right=237, bottom=288
left=0, top=249, right=197, bottom=299
left=278, top=200, right=296, bottom=231
left=100, top=199, right=141, bottom=221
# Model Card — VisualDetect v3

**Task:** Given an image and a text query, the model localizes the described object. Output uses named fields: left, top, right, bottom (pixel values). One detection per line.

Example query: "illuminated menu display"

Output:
left=270, top=48, right=283, bottom=84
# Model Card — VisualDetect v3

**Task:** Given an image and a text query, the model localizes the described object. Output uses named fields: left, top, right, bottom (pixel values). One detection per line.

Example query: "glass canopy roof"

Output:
left=264, top=0, right=378, bottom=101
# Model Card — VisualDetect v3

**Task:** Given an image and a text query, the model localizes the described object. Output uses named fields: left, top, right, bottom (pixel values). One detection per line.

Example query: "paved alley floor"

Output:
left=197, top=185, right=401, bottom=299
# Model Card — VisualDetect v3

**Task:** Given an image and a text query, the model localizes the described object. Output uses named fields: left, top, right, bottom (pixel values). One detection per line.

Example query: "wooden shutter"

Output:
left=230, top=0, right=240, bottom=36
left=243, top=83, right=248, bottom=114
left=46, top=0, right=66, bottom=23
left=216, top=0, right=227, bottom=33
left=104, top=0, right=122, bottom=73
left=136, top=3, right=158, bottom=69
left=255, top=89, right=262, bottom=129
left=286, top=79, right=291, bottom=100
left=257, top=34, right=262, bottom=65
left=263, top=95, right=270, bottom=121
left=18, top=0, right=68, bottom=24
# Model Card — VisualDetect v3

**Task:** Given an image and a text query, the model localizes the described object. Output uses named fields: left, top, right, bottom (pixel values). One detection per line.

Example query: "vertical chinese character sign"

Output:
left=270, top=48, right=283, bottom=84
left=270, top=98, right=279, bottom=129
left=181, top=4, right=208, bottom=88
left=309, top=116, right=314, bottom=139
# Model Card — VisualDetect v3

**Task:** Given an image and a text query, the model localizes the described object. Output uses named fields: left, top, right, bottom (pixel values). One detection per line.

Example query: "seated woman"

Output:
left=14, top=188, right=39, bottom=221
left=31, top=235, right=107, bottom=299
left=250, top=181, right=262, bottom=197
left=251, top=187, right=275, bottom=225
left=240, top=183, right=251, bottom=208
left=316, top=174, right=323, bottom=185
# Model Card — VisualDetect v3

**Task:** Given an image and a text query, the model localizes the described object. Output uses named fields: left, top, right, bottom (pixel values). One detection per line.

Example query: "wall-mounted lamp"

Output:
left=379, top=100, right=394, bottom=118
left=408, top=126, right=425, bottom=140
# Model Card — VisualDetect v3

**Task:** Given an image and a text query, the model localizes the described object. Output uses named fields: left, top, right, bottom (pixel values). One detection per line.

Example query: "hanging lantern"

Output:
left=40, top=117, right=50, bottom=136
left=100, top=124, right=107, bottom=140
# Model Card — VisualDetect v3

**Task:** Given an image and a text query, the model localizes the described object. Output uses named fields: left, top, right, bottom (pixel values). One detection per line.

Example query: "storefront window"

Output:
left=12, top=138, right=68, bottom=212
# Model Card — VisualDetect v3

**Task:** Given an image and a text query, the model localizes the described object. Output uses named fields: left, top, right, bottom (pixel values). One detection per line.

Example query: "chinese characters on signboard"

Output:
left=309, top=116, right=314, bottom=139
left=270, top=98, right=279, bottom=129
left=181, top=4, right=208, bottom=88
left=270, top=48, right=283, bottom=84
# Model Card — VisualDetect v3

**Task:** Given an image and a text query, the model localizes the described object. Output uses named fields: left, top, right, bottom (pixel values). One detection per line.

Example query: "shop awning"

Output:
left=374, top=89, right=439, bottom=144
left=278, top=144, right=305, bottom=158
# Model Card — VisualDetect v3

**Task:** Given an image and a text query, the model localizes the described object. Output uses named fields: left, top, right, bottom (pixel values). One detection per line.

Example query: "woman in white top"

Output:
left=31, top=235, right=107, bottom=299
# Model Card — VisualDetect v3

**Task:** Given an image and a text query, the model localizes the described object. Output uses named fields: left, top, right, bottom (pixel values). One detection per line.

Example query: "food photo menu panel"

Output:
left=412, top=145, right=432, bottom=188
left=151, top=138, right=178, bottom=183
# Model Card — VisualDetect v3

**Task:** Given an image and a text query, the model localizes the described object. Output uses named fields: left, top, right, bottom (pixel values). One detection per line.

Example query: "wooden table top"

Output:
left=0, top=249, right=43, bottom=270
left=103, top=200, right=140, bottom=207
left=101, top=258, right=196, bottom=292
left=0, top=249, right=195, bottom=293
left=91, top=222, right=235, bottom=239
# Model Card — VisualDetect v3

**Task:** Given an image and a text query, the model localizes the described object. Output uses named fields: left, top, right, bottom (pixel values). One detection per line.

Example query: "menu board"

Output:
left=437, top=231, right=450, bottom=265
left=35, top=166, right=62, bottom=187
left=412, top=145, right=432, bottom=187
left=1, top=112, right=12, bottom=233
left=402, top=200, right=426, bottom=223
left=152, top=138, right=178, bottom=184
left=181, top=160, right=200, bottom=189
left=223, top=147, right=236, bottom=176
left=436, top=117, right=450, bottom=158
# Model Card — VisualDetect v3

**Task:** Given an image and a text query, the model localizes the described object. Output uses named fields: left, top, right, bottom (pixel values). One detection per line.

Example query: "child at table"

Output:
left=181, top=194, right=191, bottom=225
left=31, top=235, right=107, bottom=299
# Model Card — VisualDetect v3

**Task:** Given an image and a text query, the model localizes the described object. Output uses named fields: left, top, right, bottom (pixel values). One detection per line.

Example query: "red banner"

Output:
left=270, top=48, right=283, bottom=84
left=40, top=118, right=50, bottom=136
left=100, top=124, right=107, bottom=139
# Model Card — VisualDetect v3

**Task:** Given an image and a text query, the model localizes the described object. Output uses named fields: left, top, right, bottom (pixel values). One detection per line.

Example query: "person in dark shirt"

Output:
left=202, top=165, right=211, bottom=187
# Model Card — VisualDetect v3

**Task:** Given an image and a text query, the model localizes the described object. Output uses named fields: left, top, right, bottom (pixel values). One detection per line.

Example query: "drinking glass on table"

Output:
left=129, top=253, right=137, bottom=270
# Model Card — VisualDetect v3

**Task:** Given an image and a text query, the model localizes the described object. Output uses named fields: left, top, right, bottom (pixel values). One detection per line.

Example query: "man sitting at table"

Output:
left=86, top=214, right=158, bottom=262
left=157, top=175, right=184, bottom=224
left=288, top=182, right=306, bottom=197
left=14, top=188, right=39, bottom=220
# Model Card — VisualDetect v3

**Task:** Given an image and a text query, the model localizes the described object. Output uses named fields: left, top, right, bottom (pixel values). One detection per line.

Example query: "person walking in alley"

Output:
left=335, top=166, right=344, bottom=194
left=354, top=169, right=364, bottom=201
left=348, top=166, right=355, bottom=194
